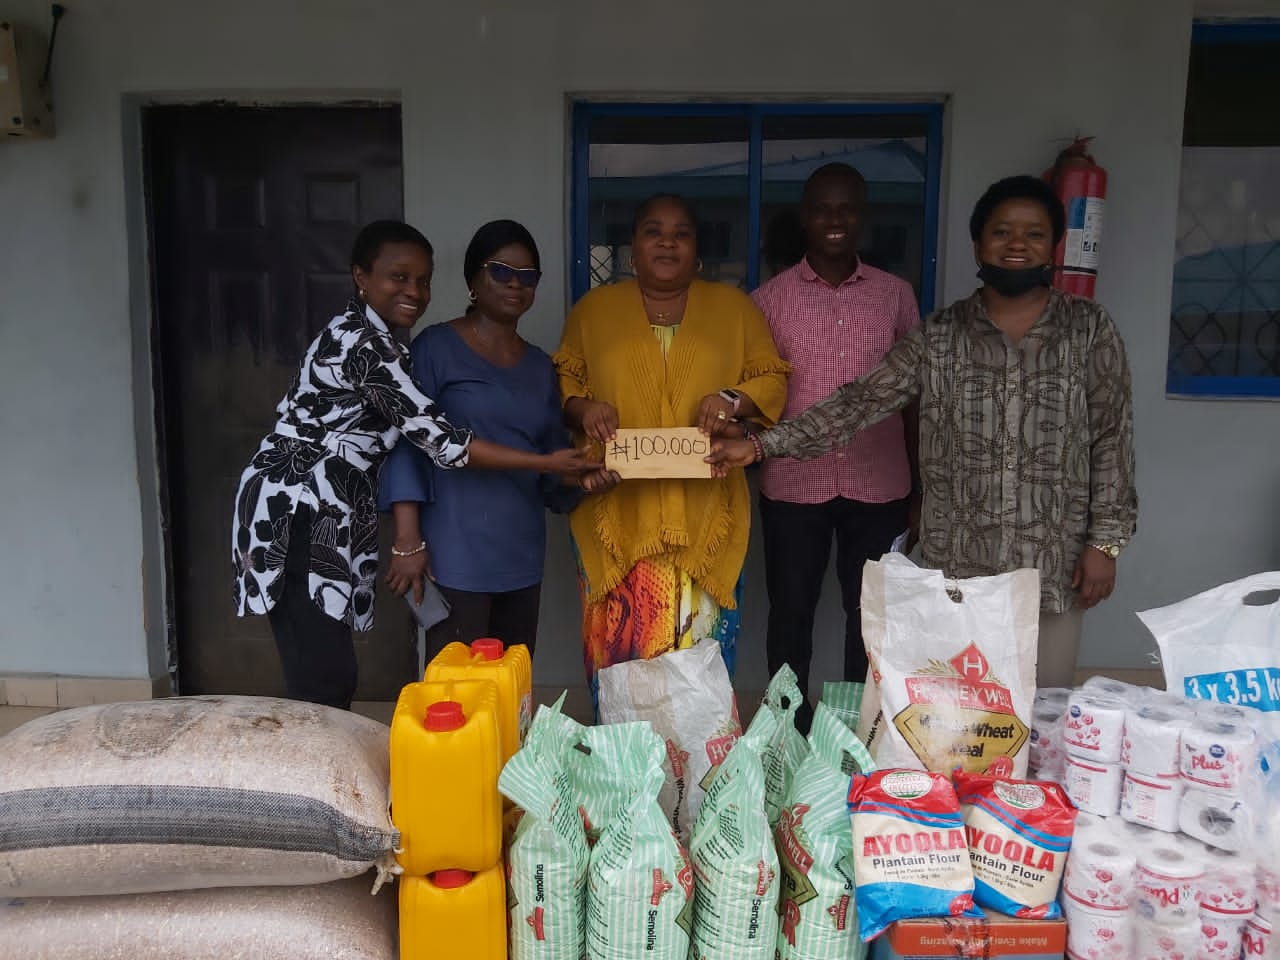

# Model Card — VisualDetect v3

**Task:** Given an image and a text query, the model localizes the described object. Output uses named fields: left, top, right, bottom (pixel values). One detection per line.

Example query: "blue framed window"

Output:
left=570, top=102, right=944, bottom=311
left=1167, top=22, right=1280, bottom=398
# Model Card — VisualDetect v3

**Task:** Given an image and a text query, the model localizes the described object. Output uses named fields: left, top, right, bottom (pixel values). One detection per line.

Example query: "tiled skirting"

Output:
left=0, top=674, right=170, bottom=709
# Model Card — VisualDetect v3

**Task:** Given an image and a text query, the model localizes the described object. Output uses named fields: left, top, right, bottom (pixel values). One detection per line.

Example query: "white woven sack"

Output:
left=0, top=696, right=398, bottom=896
left=597, top=641, right=740, bottom=847
left=0, top=876, right=395, bottom=960
left=855, top=554, right=1039, bottom=778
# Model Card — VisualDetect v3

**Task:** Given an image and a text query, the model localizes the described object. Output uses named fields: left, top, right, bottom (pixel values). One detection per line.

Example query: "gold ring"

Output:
left=716, top=410, right=727, bottom=420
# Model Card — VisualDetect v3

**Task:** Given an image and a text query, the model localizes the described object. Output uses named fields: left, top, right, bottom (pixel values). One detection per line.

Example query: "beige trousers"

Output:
left=1037, top=607, right=1085, bottom=688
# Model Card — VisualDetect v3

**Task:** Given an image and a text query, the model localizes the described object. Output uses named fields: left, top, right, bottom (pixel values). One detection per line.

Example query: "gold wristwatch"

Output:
left=1089, top=542, right=1122, bottom=559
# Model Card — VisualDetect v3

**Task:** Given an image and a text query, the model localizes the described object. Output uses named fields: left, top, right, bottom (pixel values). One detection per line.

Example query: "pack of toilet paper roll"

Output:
left=1028, top=679, right=1279, bottom=960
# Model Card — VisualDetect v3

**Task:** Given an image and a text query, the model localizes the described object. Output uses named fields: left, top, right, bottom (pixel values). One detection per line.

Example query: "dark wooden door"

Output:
left=146, top=104, right=416, bottom=698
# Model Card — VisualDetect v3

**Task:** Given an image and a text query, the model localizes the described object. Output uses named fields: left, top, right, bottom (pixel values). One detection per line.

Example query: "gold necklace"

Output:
left=642, top=290, right=685, bottom=324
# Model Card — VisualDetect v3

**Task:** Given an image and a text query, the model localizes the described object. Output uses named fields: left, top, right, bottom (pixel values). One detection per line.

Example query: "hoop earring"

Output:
left=358, top=288, right=366, bottom=299
left=468, top=289, right=477, bottom=304
left=696, top=259, right=704, bottom=273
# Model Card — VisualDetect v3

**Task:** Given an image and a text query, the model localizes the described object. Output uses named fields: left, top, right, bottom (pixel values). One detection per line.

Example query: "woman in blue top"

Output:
left=380, top=220, right=612, bottom=656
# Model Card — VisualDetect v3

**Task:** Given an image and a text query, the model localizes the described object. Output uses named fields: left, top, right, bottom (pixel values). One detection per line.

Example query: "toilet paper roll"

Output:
left=1035, top=686, right=1072, bottom=708
left=1111, top=817, right=1160, bottom=850
left=1196, top=844, right=1257, bottom=917
left=1120, top=705, right=1185, bottom=775
left=1179, top=788, right=1254, bottom=853
left=1065, top=755, right=1124, bottom=816
left=1133, top=915, right=1199, bottom=960
left=1198, top=911, right=1249, bottom=960
left=1063, top=898, right=1133, bottom=960
left=1120, top=769, right=1184, bottom=832
left=1257, top=867, right=1280, bottom=914
left=1180, top=719, right=1258, bottom=794
left=1136, top=845, right=1204, bottom=926
left=1030, top=760, right=1066, bottom=787
left=1030, top=703, right=1066, bottom=772
left=1241, top=911, right=1274, bottom=956
left=1194, top=700, right=1254, bottom=726
left=1082, top=675, right=1147, bottom=702
left=1072, top=810, right=1111, bottom=839
left=1064, top=692, right=1127, bottom=762
left=1063, top=839, right=1138, bottom=912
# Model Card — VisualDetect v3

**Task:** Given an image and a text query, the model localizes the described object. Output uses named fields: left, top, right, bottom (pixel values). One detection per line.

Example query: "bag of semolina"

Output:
left=499, top=694, right=591, bottom=960
left=585, top=723, right=693, bottom=960
left=689, top=734, right=780, bottom=960
left=776, top=703, right=873, bottom=960
left=754, top=665, right=811, bottom=826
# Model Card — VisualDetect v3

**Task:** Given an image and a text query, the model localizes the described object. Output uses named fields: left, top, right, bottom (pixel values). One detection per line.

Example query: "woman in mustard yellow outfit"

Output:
left=554, top=194, right=790, bottom=703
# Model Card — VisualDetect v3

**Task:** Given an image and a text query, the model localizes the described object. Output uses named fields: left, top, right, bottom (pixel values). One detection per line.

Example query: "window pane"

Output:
left=586, top=114, right=750, bottom=289
left=759, top=114, right=931, bottom=295
left=1169, top=146, right=1280, bottom=379
left=1168, top=34, right=1280, bottom=387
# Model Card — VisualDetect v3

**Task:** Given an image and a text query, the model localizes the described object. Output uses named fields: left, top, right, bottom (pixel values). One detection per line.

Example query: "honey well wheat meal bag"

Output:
left=0, top=696, right=399, bottom=897
left=856, top=554, right=1039, bottom=778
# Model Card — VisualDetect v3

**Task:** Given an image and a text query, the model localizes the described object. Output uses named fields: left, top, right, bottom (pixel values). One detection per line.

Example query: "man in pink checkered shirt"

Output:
left=751, top=163, right=920, bottom=731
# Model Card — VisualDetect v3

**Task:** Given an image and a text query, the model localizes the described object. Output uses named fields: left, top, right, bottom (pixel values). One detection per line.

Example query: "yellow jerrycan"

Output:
left=424, top=639, right=532, bottom=767
left=399, top=866, right=506, bottom=960
left=389, top=679, right=502, bottom=875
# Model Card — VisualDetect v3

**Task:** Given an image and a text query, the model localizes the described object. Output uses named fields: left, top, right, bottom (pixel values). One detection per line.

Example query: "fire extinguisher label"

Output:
left=1063, top=196, right=1104, bottom=274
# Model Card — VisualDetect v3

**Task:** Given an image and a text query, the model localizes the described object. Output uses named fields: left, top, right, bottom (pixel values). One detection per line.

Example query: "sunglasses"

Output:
left=484, top=260, right=542, bottom=289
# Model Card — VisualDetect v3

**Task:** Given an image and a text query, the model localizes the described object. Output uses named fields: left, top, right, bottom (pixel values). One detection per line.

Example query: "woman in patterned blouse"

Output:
left=708, top=176, right=1137, bottom=687
left=232, top=220, right=591, bottom=709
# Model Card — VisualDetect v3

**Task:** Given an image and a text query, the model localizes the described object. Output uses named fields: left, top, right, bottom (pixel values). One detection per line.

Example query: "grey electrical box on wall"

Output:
left=0, top=21, right=54, bottom=138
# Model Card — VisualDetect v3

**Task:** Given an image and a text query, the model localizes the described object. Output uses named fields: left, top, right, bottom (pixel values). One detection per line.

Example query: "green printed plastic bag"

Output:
left=820, top=681, right=865, bottom=734
left=775, top=703, right=872, bottom=960
left=585, top=724, right=693, bottom=960
left=568, top=721, right=666, bottom=845
left=689, top=736, right=780, bottom=960
left=757, top=665, right=810, bottom=826
left=499, top=694, right=590, bottom=960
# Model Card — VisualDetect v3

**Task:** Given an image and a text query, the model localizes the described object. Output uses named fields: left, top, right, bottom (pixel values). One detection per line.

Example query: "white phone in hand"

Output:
left=405, top=579, right=451, bottom=631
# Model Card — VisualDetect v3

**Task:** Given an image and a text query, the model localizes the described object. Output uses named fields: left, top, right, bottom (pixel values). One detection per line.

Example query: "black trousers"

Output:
left=267, top=505, right=359, bottom=710
left=759, top=493, right=909, bottom=730
left=425, top=583, right=542, bottom=663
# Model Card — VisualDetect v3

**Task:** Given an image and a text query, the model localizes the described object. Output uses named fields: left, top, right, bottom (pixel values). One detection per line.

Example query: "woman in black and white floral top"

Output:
left=232, top=220, right=591, bottom=708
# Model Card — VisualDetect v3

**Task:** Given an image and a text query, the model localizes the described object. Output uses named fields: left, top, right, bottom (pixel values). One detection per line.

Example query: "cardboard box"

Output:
left=870, top=909, right=1066, bottom=960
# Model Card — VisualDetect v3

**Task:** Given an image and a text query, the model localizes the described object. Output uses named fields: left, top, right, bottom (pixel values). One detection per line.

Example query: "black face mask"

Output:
left=977, top=262, right=1053, bottom=298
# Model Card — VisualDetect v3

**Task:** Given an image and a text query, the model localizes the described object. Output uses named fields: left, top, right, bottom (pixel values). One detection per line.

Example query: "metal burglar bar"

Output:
left=1167, top=22, right=1280, bottom=398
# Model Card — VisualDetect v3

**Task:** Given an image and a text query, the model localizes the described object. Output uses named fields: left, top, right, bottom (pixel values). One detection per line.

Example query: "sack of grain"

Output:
left=0, top=696, right=398, bottom=897
left=0, top=876, right=395, bottom=960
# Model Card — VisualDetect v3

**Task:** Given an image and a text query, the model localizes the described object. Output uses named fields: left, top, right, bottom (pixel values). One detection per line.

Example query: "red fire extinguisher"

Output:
left=1042, top=137, right=1107, bottom=299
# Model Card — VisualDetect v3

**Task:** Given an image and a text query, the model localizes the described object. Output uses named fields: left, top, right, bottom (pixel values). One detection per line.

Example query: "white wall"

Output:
left=1, top=0, right=1276, bottom=691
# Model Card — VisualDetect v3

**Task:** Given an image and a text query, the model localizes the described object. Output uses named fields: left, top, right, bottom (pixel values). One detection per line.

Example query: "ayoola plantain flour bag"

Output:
left=499, top=694, right=591, bottom=960
left=776, top=702, right=875, bottom=960
left=688, top=730, right=780, bottom=960
left=846, top=769, right=980, bottom=942
left=584, top=723, right=693, bottom=960
left=952, top=770, right=1076, bottom=919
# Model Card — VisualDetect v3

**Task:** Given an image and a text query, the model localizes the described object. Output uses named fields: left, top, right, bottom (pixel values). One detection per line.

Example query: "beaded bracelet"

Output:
left=749, top=434, right=765, bottom=465
left=390, top=541, right=427, bottom=558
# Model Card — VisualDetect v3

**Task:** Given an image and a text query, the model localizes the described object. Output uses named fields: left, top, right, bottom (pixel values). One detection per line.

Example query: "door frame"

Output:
left=123, top=92, right=402, bottom=694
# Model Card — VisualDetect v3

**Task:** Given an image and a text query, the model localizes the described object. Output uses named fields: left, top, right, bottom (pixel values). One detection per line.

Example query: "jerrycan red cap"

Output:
left=432, top=869, right=473, bottom=889
left=424, top=700, right=465, bottom=731
left=471, top=638, right=504, bottom=661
